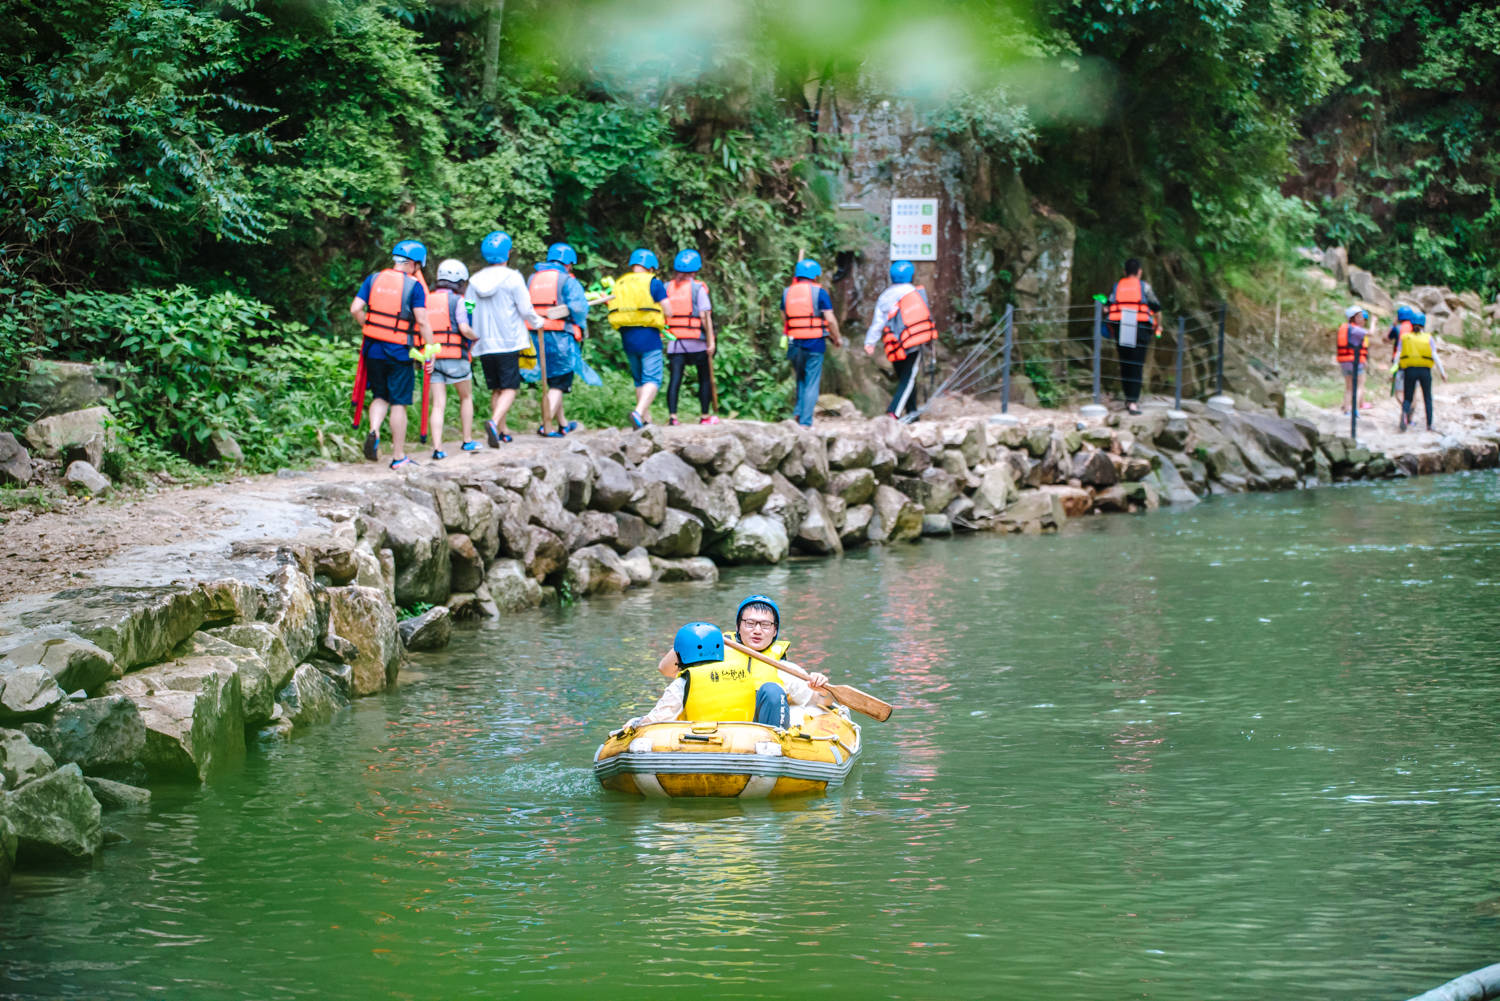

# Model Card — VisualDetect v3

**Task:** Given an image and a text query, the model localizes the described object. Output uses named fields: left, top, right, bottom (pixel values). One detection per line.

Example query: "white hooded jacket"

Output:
left=465, top=264, right=544, bottom=355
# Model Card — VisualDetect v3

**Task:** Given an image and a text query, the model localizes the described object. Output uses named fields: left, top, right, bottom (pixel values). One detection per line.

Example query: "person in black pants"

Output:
left=1104, top=259, right=1161, bottom=414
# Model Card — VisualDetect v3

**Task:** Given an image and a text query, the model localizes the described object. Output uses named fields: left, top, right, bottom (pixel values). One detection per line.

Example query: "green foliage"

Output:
left=397, top=602, right=434, bottom=621
left=1022, top=359, right=1062, bottom=408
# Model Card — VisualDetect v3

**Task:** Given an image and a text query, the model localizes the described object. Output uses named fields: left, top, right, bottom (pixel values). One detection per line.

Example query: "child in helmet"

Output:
left=426, top=258, right=479, bottom=458
left=632, top=597, right=831, bottom=728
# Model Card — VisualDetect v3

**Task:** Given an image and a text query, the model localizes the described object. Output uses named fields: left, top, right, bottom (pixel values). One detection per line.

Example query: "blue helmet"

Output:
left=628, top=248, right=659, bottom=270
left=480, top=231, right=512, bottom=264
left=673, top=249, right=702, bottom=273
left=546, top=242, right=578, bottom=266
left=794, top=258, right=821, bottom=280
left=889, top=260, right=915, bottom=284
left=392, top=240, right=427, bottom=265
left=735, top=594, right=780, bottom=639
left=673, top=622, right=724, bottom=667
left=1396, top=304, right=1415, bottom=324
left=1412, top=311, right=1427, bottom=328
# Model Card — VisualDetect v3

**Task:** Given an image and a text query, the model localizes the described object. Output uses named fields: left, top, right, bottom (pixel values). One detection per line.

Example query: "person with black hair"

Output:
left=1105, top=259, right=1161, bottom=415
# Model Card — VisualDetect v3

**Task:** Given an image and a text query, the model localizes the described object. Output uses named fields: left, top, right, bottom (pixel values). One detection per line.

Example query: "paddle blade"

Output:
left=828, top=683, right=893, bottom=722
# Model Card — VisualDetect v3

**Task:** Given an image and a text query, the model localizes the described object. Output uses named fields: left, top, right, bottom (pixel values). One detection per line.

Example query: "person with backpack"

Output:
left=781, top=257, right=842, bottom=427
left=664, top=249, right=718, bottom=425
left=863, top=259, right=939, bottom=419
left=350, top=239, right=434, bottom=470
left=607, top=248, right=673, bottom=429
left=1104, top=259, right=1161, bottom=415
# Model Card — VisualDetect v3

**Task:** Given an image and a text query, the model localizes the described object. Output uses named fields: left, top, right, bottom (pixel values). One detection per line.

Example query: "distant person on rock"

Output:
left=527, top=242, right=590, bottom=438
left=1105, top=259, right=1161, bottom=416
left=466, top=230, right=546, bottom=448
left=425, top=258, right=479, bottom=459
left=607, top=248, right=673, bottom=429
left=350, top=239, right=434, bottom=470
left=1336, top=305, right=1371, bottom=414
left=864, top=259, right=939, bottom=419
left=1387, top=304, right=1419, bottom=407
left=664, top=249, right=719, bottom=426
left=631, top=603, right=830, bottom=728
left=782, top=257, right=843, bottom=427
left=1395, top=311, right=1446, bottom=432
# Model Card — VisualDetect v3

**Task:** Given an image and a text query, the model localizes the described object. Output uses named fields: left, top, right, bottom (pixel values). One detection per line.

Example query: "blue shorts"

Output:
left=365, top=356, right=414, bottom=406
left=626, top=348, right=664, bottom=388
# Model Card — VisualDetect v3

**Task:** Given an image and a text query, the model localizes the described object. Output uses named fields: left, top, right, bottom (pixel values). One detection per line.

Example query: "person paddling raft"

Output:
left=632, top=600, right=832, bottom=728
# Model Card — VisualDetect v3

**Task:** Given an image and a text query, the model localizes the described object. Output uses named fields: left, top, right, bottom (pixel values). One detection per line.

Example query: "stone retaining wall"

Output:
left=2, top=406, right=1497, bottom=879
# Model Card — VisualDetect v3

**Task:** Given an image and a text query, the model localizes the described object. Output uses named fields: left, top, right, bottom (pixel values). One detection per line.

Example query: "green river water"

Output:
left=4, top=472, right=1500, bottom=1001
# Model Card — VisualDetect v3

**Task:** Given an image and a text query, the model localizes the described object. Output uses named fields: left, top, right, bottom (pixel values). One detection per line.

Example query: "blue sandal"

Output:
left=461, top=440, right=480, bottom=452
left=389, top=456, right=413, bottom=470
left=431, top=450, right=447, bottom=460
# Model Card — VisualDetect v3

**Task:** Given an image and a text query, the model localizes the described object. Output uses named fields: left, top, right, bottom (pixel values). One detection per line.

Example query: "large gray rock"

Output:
left=84, top=776, right=151, bottom=811
left=398, top=605, right=451, bottom=652
left=277, top=664, right=350, bottom=730
left=647, top=509, right=704, bottom=558
left=677, top=433, right=747, bottom=475
left=588, top=453, right=635, bottom=512
left=1133, top=445, right=1199, bottom=506
left=408, top=474, right=465, bottom=531
left=730, top=463, right=774, bottom=513
left=1348, top=267, right=1394, bottom=312
left=713, top=514, right=789, bottom=565
left=520, top=472, right=581, bottom=541
left=24, top=695, right=145, bottom=776
left=0, top=814, right=12, bottom=883
left=795, top=489, right=843, bottom=555
left=971, top=463, right=1017, bottom=520
left=106, top=657, right=245, bottom=781
left=547, top=451, right=595, bottom=512
left=0, top=728, right=57, bottom=789
left=619, top=547, right=653, bottom=587
left=484, top=559, right=544, bottom=611
left=894, top=467, right=960, bottom=513
left=448, top=533, right=485, bottom=592
left=825, top=430, right=876, bottom=470
left=761, top=472, right=809, bottom=538
left=779, top=430, right=830, bottom=489
left=1072, top=449, right=1119, bottom=488
left=324, top=586, right=401, bottom=696
left=0, top=432, right=32, bottom=486
left=204, top=622, right=296, bottom=690
left=828, top=467, right=876, bottom=506
left=461, top=489, right=501, bottom=560
left=0, top=628, right=117, bottom=695
left=941, top=419, right=987, bottom=467
left=869, top=485, right=924, bottom=544
left=3, top=764, right=101, bottom=863
left=175, top=632, right=276, bottom=725
left=648, top=556, right=719, bottom=583
left=20, top=584, right=209, bottom=672
left=309, top=541, right=358, bottom=585
left=368, top=494, right=450, bottom=605
left=0, top=666, right=65, bottom=722
left=1233, top=412, right=1312, bottom=469
left=19, top=358, right=114, bottom=415
left=639, top=451, right=738, bottom=534
left=738, top=424, right=794, bottom=472
left=574, top=510, right=621, bottom=549
left=522, top=525, right=568, bottom=581
left=22, top=406, right=112, bottom=460
left=624, top=474, right=667, bottom=526
left=609, top=511, right=653, bottom=553
left=998, top=490, right=1064, bottom=533
left=565, top=545, right=633, bottom=596
left=840, top=504, right=875, bottom=546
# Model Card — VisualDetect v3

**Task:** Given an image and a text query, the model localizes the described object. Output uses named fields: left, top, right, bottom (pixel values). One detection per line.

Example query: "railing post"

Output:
left=1091, top=300, right=1103, bottom=406
left=1000, top=305, right=1014, bottom=414
left=1215, top=301, right=1227, bottom=398
left=1174, top=316, right=1185, bottom=413
left=1350, top=357, right=1359, bottom=444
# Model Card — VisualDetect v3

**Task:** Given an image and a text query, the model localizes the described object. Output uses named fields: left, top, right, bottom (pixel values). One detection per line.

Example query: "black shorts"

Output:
left=479, top=351, right=521, bottom=392
left=546, top=372, right=574, bottom=394
left=365, top=355, right=414, bottom=406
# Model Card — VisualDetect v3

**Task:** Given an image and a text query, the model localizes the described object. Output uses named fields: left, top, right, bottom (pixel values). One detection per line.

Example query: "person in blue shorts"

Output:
left=351, top=239, right=434, bottom=470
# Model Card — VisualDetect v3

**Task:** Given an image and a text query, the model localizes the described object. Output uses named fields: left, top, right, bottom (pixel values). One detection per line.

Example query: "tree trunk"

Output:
left=481, top=0, right=505, bottom=102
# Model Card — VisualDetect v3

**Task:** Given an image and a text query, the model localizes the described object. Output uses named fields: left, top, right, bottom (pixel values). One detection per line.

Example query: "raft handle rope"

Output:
left=680, top=733, right=724, bottom=745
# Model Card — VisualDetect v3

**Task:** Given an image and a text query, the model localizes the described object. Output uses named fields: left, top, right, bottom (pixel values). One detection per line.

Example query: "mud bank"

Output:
left=2, top=405, right=1497, bottom=879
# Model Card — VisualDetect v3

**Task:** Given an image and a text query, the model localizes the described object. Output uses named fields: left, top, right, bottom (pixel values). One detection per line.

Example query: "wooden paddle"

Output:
left=722, top=637, right=893, bottom=722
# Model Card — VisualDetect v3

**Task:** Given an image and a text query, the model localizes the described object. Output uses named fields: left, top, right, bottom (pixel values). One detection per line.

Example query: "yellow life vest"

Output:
left=680, top=635, right=790, bottom=722
left=1398, top=329, right=1434, bottom=369
left=606, top=271, right=666, bottom=330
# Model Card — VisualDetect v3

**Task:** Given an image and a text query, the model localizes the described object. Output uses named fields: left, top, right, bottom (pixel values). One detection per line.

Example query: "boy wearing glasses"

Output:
left=632, top=595, right=831, bottom=727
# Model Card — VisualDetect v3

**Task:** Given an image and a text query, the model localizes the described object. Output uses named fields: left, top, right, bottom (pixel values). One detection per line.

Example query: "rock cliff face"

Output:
left=2, top=409, right=1497, bottom=878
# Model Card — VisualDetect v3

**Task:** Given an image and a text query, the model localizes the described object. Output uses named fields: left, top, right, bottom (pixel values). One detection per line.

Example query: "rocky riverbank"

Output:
left=3, top=404, right=1498, bottom=880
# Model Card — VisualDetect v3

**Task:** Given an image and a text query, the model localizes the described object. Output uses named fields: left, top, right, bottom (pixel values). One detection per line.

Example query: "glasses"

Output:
left=739, top=618, right=776, bottom=630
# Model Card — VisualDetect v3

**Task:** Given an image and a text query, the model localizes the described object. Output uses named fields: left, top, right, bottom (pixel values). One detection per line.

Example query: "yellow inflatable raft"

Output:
left=593, top=707, right=862, bottom=799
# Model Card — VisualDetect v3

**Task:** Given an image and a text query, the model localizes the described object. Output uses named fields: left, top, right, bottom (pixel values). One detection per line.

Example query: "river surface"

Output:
left=4, top=472, right=1500, bottom=1001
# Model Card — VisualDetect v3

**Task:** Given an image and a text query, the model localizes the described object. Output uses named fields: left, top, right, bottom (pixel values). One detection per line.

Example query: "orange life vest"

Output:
left=1106, top=276, right=1156, bottom=327
left=428, top=288, right=469, bottom=360
left=666, top=277, right=705, bottom=341
left=528, top=269, right=583, bottom=342
left=783, top=281, right=827, bottom=340
left=360, top=268, right=420, bottom=346
left=1390, top=320, right=1412, bottom=361
left=882, top=287, right=938, bottom=362
left=1335, top=323, right=1368, bottom=365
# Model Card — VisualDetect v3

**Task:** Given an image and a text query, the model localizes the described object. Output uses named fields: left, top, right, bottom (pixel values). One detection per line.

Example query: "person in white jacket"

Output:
left=466, top=230, right=546, bottom=446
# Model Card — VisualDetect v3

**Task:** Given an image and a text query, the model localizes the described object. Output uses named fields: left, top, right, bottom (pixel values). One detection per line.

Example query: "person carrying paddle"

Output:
left=350, top=239, right=434, bottom=470
left=631, top=607, right=831, bottom=729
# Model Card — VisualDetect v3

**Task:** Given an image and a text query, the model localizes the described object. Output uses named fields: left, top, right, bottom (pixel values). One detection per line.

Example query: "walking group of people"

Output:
left=1335, top=302, right=1447, bottom=431
left=350, top=235, right=942, bottom=468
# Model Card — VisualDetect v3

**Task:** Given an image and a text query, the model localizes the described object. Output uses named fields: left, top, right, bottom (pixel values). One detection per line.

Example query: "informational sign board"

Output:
left=889, top=198, right=939, bottom=261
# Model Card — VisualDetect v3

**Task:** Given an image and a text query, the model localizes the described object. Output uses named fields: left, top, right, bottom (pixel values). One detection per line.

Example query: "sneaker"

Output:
left=461, top=440, right=479, bottom=452
left=363, top=432, right=379, bottom=461
left=669, top=416, right=681, bottom=426
left=562, top=421, right=579, bottom=434
left=699, top=415, right=720, bottom=425
left=485, top=420, right=501, bottom=448
left=628, top=410, right=645, bottom=429
left=389, top=456, right=413, bottom=470
left=431, top=450, right=447, bottom=460
left=538, top=429, right=565, bottom=439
